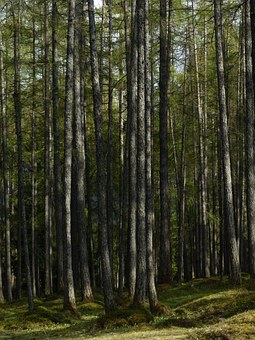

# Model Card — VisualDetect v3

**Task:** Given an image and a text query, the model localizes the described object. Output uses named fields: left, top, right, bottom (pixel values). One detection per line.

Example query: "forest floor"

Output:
left=1, top=276, right=255, bottom=339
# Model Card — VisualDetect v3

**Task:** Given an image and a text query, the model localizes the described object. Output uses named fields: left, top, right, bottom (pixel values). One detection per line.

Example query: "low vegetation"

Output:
left=0, top=277, right=255, bottom=339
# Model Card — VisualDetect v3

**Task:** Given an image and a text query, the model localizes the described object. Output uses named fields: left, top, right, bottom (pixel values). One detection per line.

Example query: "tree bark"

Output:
left=52, top=0, right=64, bottom=292
left=134, top=0, right=146, bottom=306
left=214, top=0, right=241, bottom=284
left=126, top=0, right=137, bottom=298
left=145, top=0, right=158, bottom=311
left=31, top=12, right=37, bottom=297
left=73, top=1, right=93, bottom=301
left=11, top=0, right=34, bottom=310
left=245, top=1, right=255, bottom=278
left=107, top=0, right=114, bottom=284
left=0, top=31, right=12, bottom=302
left=159, top=0, right=172, bottom=283
left=44, top=0, right=52, bottom=296
left=88, top=0, right=116, bottom=312
left=63, top=0, right=77, bottom=312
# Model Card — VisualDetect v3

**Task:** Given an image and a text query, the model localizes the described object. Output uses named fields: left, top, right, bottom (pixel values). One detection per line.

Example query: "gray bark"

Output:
left=52, top=0, right=64, bottom=292
left=118, top=80, right=125, bottom=294
left=63, top=0, right=77, bottom=312
left=126, top=0, right=137, bottom=298
left=192, top=2, right=209, bottom=278
left=214, top=0, right=241, bottom=284
left=11, top=0, right=34, bottom=311
left=245, top=1, right=255, bottom=278
left=44, top=0, right=52, bottom=296
left=88, top=0, right=116, bottom=312
left=159, top=0, right=172, bottom=283
left=145, top=0, right=158, bottom=311
left=31, top=13, right=37, bottom=297
left=107, top=0, right=114, bottom=283
left=74, top=1, right=93, bottom=301
left=0, top=31, right=12, bottom=302
left=134, top=0, right=146, bottom=306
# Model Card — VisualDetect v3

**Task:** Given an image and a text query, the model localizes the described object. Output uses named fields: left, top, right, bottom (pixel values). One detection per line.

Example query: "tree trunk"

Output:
left=118, top=76, right=126, bottom=294
left=31, top=12, right=37, bottom=297
left=11, top=0, right=34, bottom=311
left=79, top=0, right=95, bottom=289
left=245, top=1, right=255, bottom=278
left=214, top=0, right=241, bottom=284
left=107, top=0, right=114, bottom=284
left=52, top=0, right=64, bottom=292
left=44, top=0, right=52, bottom=296
left=73, top=1, right=93, bottom=301
left=126, top=0, right=137, bottom=298
left=88, top=0, right=116, bottom=312
left=145, top=0, right=158, bottom=311
left=159, top=0, right=171, bottom=283
left=0, top=31, right=12, bottom=302
left=192, top=1, right=209, bottom=278
left=63, top=0, right=77, bottom=312
left=134, top=0, right=146, bottom=306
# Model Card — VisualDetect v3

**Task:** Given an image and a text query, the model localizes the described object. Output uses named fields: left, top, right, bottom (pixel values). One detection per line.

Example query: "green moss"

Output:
left=0, top=278, right=255, bottom=339
left=96, top=306, right=154, bottom=329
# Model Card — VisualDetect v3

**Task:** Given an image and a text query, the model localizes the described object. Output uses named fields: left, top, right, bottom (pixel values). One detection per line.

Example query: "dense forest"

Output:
left=0, top=0, right=255, bottom=328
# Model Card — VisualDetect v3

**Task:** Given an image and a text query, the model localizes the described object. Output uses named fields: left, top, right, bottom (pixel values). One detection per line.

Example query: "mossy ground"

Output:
left=0, top=276, right=255, bottom=339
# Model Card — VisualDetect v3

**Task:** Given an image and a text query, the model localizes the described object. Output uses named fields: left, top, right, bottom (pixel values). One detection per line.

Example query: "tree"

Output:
left=245, top=0, right=255, bottom=278
left=134, top=0, right=146, bottom=306
left=11, top=0, right=34, bottom=311
left=73, top=0, right=93, bottom=301
left=88, top=0, right=116, bottom=312
left=63, top=0, right=77, bottom=312
left=158, top=0, right=172, bottom=284
left=214, top=0, right=241, bottom=284
left=44, top=0, right=53, bottom=296
left=0, top=30, right=12, bottom=302
left=145, top=0, right=158, bottom=310
left=126, top=0, right=138, bottom=298
left=52, top=0, right=64, bottom=292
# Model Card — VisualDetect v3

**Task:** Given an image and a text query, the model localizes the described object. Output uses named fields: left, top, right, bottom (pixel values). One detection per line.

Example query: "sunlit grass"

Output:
left=0, top=277, right=254, bottom=339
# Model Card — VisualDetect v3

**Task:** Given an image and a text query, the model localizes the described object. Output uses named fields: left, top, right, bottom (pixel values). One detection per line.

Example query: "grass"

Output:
left=0, top=277, right=255, bottom=339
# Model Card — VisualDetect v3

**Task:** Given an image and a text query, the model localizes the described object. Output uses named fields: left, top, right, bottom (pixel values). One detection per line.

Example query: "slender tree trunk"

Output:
left=0, top=31, right=12, bottom=302
left=159, top=0, right=171, bottom=283
left=88, top=0, right=116, bottom=312
left=44, top=0, right=52, bottom=296
left=31, top=13, right=37, bottom=297
left=52, top=0, right=64, bottom=292
left=214, top=0, right=241, bottom=284
left=63, top=0, right=77, bottom=312
left=118, top=77, right=125, bottom=294
left=79, top=0, right=95, bottom=289
left=11, top=0, right=34, bottom=310
left=0, top=62, right=4, bottom=301
left=145, top=0, right=158, bottom=311
left=107, top=0, right=114, bottom=284
left=245, top=1, right=255, bottom=278
left=73, top=1, right=93, bottom=301
left=176, top=31, right=188, bottom=283
left=126, top=0, right=137, bottom=298
left=192, top=2, right=209, bottom=278
left=134, top=0, right=146, bottom=306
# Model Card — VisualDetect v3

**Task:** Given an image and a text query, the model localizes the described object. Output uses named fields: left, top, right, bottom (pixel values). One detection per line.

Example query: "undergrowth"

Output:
left=0, top=276, right=254, bottom=339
